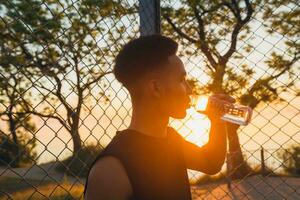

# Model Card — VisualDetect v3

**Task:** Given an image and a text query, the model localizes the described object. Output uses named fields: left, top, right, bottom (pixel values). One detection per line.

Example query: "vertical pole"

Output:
left=225, top=124, right=232, bottom=188
left=261, top=146, right=266, bottom=176
left=226, top=152, right=232, bottom=188
left=138, top=0, right=161, bottom=36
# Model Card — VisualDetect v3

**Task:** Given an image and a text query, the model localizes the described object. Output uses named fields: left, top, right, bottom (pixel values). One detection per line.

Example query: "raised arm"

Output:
left=182, top=120, right=227, bottom=174
left=183, top=94, right=238, bottom=174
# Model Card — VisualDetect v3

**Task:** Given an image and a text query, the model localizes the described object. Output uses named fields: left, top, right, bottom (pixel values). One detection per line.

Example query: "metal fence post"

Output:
left=226, top=152, right=232, bottom=188
left=261, top=146, right=266, bottom=176
left=138, top=0, right=161, bottom=36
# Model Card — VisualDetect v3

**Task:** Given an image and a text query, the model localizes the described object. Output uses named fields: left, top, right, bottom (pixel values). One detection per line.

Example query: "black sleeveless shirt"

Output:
left=84, top=127, right=192, bottom=200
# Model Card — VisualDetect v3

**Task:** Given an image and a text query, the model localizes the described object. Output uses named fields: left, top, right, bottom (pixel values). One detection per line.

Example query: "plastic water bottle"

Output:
left=191, top=96, right=253, bottom=126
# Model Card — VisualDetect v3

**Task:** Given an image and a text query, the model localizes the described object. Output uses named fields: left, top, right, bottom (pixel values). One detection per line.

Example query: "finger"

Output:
left=209, top=96, right=229, bottom=108
left=217, top=103, right=225, bottom=115
left=215, top=94, right=235, bottom=102
left=212, top=94, right=236, bottom=103
left=196, top=110, right=207, bottom=115
left=208, top=100, right=223, bottom=114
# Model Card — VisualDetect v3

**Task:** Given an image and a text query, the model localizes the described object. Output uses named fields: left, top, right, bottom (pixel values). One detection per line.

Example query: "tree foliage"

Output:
left=0, top=0, right=137, bottom=154
left=0, top=65, right=37, bottom=167
left=162, top=0, right=299, bottom=178
left=0, top=133, right=37, bottom=167
left=162, top=0, right=299, bottom=108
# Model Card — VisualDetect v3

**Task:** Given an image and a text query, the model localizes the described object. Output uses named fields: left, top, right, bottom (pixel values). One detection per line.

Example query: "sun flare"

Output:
left=171, top=96, right=211, bottom=147
left=191, top=95, right=209, bottom=112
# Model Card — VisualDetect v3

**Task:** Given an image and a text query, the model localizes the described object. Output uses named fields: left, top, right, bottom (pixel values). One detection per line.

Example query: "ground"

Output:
left=191, top=175, right=300, bottom=200
left=1, top=162, right=300, bottom=199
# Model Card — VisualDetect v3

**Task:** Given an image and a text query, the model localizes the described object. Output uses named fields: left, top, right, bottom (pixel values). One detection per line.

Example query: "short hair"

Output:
left=114, top=34, right=178, bottom=89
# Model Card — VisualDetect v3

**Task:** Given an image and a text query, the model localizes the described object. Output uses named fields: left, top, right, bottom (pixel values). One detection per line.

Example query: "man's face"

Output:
left=154, top=55, right=192, bottom=119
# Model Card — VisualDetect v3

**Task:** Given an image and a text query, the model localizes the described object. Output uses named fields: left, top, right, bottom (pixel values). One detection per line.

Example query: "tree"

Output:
left=262, top=0, right=300, bottom=97
left=162, top=0, right=299, bottom=179
left=0, top=66, right=37, bottom=167
left=0, top=0, right=136, bottom=155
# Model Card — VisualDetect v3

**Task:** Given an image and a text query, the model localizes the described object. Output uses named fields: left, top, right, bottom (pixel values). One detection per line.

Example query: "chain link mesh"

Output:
left=0, top=0, right=299, bottom=199
left=161, top=0, right=300, bottom=199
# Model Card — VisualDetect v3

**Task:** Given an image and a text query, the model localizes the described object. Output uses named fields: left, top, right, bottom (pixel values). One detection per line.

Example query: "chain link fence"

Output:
left=0, top=0, right=299, bottom=199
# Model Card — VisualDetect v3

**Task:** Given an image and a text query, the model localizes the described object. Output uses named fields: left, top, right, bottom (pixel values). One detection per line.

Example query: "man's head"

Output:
left=114, top=35, right=192, bottom=119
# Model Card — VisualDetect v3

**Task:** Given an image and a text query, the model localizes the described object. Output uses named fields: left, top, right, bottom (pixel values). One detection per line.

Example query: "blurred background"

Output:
left=0, top=0, right=299, bottom=199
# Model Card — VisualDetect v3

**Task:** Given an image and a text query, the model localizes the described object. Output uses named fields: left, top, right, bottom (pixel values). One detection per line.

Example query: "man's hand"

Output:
left=198, top=93, right=240, bottom=131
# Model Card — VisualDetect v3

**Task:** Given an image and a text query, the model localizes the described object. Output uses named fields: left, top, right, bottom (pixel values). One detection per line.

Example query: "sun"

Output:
left=192, top=95, right=209, bottom=112
left=171, top=96, right=211, bottom=147
left=185, top=110, right=211, bottom=146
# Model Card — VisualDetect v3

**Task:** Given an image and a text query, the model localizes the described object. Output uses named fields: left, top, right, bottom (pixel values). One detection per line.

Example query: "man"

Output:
left=84, top=35, right=237, bottom=200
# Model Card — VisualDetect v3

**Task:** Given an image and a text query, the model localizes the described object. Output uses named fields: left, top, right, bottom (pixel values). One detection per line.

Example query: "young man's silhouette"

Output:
left=84, top=35, right=237, bottom=200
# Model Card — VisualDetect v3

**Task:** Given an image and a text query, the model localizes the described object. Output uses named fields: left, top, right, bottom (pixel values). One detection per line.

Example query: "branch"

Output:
left=82, top=71, right=112, bottom=91
left=20, top=43, right=34, bottom=61
left=74, top=58, right=81, bottom=94
left=221, top=0, right=253, bottom=63
left=163, top=14, right=198, bottom=43
left=224, top=1, right=241, bottom=20
left=248, top=54, right=299, bottom=95
left=51, top=73, right=74, bottom=116
left=192, top=6, right=218, bottom=68
left=74, top=59, right=82, bottom=114
left=31, top=68, right=74, bottom=127
left=10, top=74, right=18, bottom=100
left=19, top=111, right=71, bottom=132
left=272, top=55, right=300, bottom=79
left=210, top=43, right=222, bottom=62
left=231, top=0, right=241, bottom=19
left=20, top=37, right=72, bottom=117
left=198, top=2, right=228, bottom=16
left=35, top=82, right=56, bottom=96
left=265, top=84, right=277, bottom=94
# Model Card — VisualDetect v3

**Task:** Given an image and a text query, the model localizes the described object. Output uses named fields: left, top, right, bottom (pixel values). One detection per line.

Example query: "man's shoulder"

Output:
left=89, top=156, right=127, bottom=179
left=86, top=156, right=133, bottom=199
left=103, top=130, right=132, bottom=149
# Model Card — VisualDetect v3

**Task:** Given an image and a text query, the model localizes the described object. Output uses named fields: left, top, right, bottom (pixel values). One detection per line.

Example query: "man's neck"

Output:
left=128, top=104, right=169, bottom=138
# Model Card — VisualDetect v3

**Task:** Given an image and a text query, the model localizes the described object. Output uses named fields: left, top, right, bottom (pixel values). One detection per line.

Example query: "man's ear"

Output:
left=148, top=79, right=162, bottom=98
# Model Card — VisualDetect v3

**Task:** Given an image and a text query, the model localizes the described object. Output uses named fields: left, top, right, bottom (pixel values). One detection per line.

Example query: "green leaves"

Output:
left=1, top=0, right=135, bottom=154
left=162, top=0, right=299, bottom=108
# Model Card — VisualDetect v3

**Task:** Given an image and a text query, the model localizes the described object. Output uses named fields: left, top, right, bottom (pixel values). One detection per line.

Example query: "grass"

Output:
left=0, top=176, right=84, bottom=200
